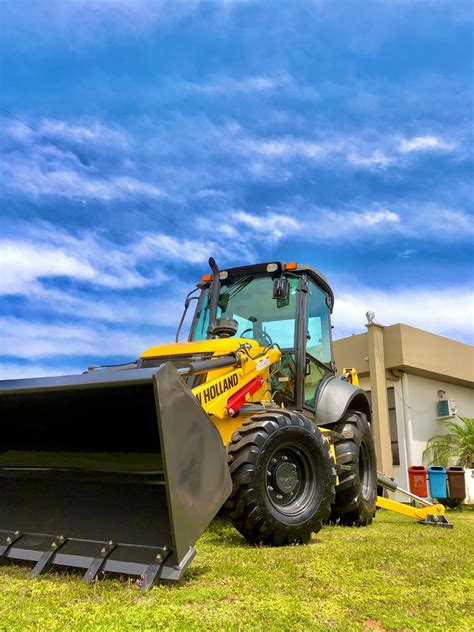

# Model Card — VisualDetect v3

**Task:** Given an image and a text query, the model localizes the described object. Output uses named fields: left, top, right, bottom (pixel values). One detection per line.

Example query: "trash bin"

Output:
left=408, top=465, right=428, bottom=497
left=447, top=466, right=466, bottom=500
left=428, top=466, right=447, bottom=499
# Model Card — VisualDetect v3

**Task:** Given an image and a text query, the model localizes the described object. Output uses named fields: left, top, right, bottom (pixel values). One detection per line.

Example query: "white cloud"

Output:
left=4, top=161, right=166, bottom=201
left=231, top=210, right=300, bottom=235
left=347, top=150, right=394, bottom=168
left=190, top=75, right=281, bottom=94
left=1, top=0, right=257, bottom=48
left=113, top=176, right=166, bottom=199
left=332, top=286, right=474, bottom=343
left=227, top=127, right=463, bottom=174
left=243, top=136, right=330, bottom=160
left=169, top=72, right=321, bottom=102
left=0, top=216, right=265, bottom=304
left=0, top=240, right=95, bottom=294
left=346, top=208, right=400, bottom=227
left=0, top=223, right=168, bottom=296
left=3, top=119, right=167, bottom=202
left=195, top=209, right=301, bottom=247
left=224, top=205, right=400, bottom=241
left=230, top=202, right=471, bottom=243
left=2, top=1, right=204, bottom=43
left=398, top=135, right=456, bottom=154
left=136, top=234, right=221, bottom=265
left=39, top=119, right=129, bottom=150
left=32, top=288, right=188, bottom=328
left=0, top=316, right=161, bottom=360
left=3, top=115, right=465, bottom=209
left=395, top=249, right=417, bottom=260
left=301, top=205, right=400, bottom=237
left=0, top=362, right=83, bottom=380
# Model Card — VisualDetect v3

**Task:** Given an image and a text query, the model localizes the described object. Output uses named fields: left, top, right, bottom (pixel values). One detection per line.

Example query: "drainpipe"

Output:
left=390, top=368, right=412, bottom=490
left=394, top=370, right=413, bottom=468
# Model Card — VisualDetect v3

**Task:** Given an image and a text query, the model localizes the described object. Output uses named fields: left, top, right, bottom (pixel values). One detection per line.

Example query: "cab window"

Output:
left=304, top=281, right=332, bottom=408
left=306, top=283, right=332, bottom=365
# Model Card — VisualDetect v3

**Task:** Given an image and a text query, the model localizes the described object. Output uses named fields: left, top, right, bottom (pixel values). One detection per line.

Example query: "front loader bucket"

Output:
left=0, top=363, right=231, bottom=590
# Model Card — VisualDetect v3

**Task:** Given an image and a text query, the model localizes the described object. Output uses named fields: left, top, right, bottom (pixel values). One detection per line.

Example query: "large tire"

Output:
left=330, top=411, right=377, bottom=526
left=225, top=411, right=336, bottom=545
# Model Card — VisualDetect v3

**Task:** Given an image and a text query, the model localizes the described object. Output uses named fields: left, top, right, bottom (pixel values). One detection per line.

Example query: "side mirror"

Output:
left=272, top=277, right=290, bottom=301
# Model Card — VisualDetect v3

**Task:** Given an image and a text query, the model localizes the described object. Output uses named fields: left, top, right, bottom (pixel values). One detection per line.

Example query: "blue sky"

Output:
left=1, top=0, right=473, bottom=378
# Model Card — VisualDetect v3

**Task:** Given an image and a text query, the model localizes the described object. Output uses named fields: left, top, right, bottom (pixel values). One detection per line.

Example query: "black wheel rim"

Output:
left=359, top=441, right=372, bottom=501
left=265, top=444, right=318, bottom=516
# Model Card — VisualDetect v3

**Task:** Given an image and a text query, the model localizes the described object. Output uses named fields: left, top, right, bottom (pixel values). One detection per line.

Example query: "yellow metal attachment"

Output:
left=376, top=495, right=449, bottom=525
left=342, top=368, right=360, bottom=386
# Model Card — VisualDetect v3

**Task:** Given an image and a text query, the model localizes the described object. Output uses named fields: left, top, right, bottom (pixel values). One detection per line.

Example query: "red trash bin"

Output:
left=408, top=465, right=428, bottom=497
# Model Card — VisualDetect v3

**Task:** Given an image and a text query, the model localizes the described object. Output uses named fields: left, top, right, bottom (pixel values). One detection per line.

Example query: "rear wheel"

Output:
left=225, top=411, right=336, bottom=545
left=330, top=411, right=377, bottom=526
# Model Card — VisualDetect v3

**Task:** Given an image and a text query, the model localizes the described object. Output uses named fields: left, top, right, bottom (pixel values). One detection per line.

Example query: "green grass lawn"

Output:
left=1, top=510, right=473, bottom=631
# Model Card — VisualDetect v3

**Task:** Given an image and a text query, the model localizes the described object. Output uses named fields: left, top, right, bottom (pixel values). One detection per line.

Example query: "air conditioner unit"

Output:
left=437, top=398, right=457, bottom=419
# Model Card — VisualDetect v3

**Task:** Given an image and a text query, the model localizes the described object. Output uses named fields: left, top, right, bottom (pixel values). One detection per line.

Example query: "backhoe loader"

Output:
left=0, top=259, right=450, bottom=591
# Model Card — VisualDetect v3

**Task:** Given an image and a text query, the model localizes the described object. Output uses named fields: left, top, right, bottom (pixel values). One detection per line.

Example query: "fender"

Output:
left=314, top=375, right=371, bottom=426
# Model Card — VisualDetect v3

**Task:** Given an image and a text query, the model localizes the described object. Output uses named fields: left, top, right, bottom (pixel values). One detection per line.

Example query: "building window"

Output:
left=366, top=387, right=400, bottom=466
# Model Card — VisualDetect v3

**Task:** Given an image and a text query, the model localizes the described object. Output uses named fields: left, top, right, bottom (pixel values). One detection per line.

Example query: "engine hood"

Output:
left=140, top=337, right=262, bottom=360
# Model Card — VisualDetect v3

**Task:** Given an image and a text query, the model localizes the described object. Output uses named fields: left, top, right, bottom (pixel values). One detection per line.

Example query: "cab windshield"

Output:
left=191, top=276, right=299, bottom=349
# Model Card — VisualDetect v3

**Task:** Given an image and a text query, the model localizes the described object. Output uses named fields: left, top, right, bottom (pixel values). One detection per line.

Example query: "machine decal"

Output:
left=195, top=373, right=239, bottom=404
left=256, top=357, right=271, bottom=371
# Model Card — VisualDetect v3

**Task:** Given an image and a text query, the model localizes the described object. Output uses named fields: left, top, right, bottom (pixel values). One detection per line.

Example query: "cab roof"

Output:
left=199, top=261, right=334, bottom=308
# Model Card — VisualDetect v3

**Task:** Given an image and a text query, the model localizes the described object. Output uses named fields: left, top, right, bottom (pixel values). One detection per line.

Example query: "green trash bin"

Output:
left=447, top=466, right=466, bottom=500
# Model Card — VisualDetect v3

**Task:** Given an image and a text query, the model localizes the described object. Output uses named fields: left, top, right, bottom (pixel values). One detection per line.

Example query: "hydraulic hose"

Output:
left=176, top=354, right=241, bottom=376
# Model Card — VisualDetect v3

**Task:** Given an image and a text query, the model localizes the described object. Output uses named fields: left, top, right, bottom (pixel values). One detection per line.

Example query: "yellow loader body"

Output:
left=141, top=339, right=336, bottom=461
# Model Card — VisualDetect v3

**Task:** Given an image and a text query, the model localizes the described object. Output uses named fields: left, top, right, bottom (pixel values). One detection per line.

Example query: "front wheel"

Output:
left=225, top=411, right=336, bottom=545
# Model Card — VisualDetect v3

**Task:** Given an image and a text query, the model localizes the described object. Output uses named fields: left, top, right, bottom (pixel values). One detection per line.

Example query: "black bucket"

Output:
left=0, top=363, right=231, bottom=590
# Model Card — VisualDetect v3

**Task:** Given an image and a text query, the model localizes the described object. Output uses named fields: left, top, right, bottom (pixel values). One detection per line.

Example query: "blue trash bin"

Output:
left=428, top=466, right=448, bottom=499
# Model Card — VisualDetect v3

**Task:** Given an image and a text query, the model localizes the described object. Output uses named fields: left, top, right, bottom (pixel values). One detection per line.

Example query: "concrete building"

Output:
left=333, top=323, right=474, bottom=498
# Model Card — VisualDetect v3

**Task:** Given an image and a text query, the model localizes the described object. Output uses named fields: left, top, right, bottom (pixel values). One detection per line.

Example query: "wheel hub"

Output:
left=267, top=448, right=305, bottom=507
left=274, top=462, right=299, bottom=494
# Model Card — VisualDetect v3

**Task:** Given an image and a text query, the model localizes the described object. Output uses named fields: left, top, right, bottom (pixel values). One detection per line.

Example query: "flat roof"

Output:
left=333, top=323, right=474, bottom=388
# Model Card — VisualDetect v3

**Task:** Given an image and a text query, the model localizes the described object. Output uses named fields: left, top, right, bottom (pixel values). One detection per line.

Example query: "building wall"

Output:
left=334, top=324, right=474, bottom=387
left=334, top=324, right=474, bottom=500
left=334, top=333, right=369, bottom=378
left=402, top=373, right=474, bottom=467
left=358, top=373, right=474, bottom=494
left=396, top=325, right=474, bottom=387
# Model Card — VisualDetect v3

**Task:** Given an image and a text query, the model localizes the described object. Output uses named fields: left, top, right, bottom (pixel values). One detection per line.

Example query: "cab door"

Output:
left=302, top=279, right=334, bottom=410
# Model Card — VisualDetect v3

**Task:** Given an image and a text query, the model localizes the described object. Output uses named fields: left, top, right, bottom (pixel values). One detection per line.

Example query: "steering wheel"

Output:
left=240, top=328, right=273, bottom=347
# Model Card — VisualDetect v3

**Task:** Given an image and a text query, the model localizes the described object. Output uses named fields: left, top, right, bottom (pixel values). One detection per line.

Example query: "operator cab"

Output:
left=189, top=261, right=335, bottom=414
